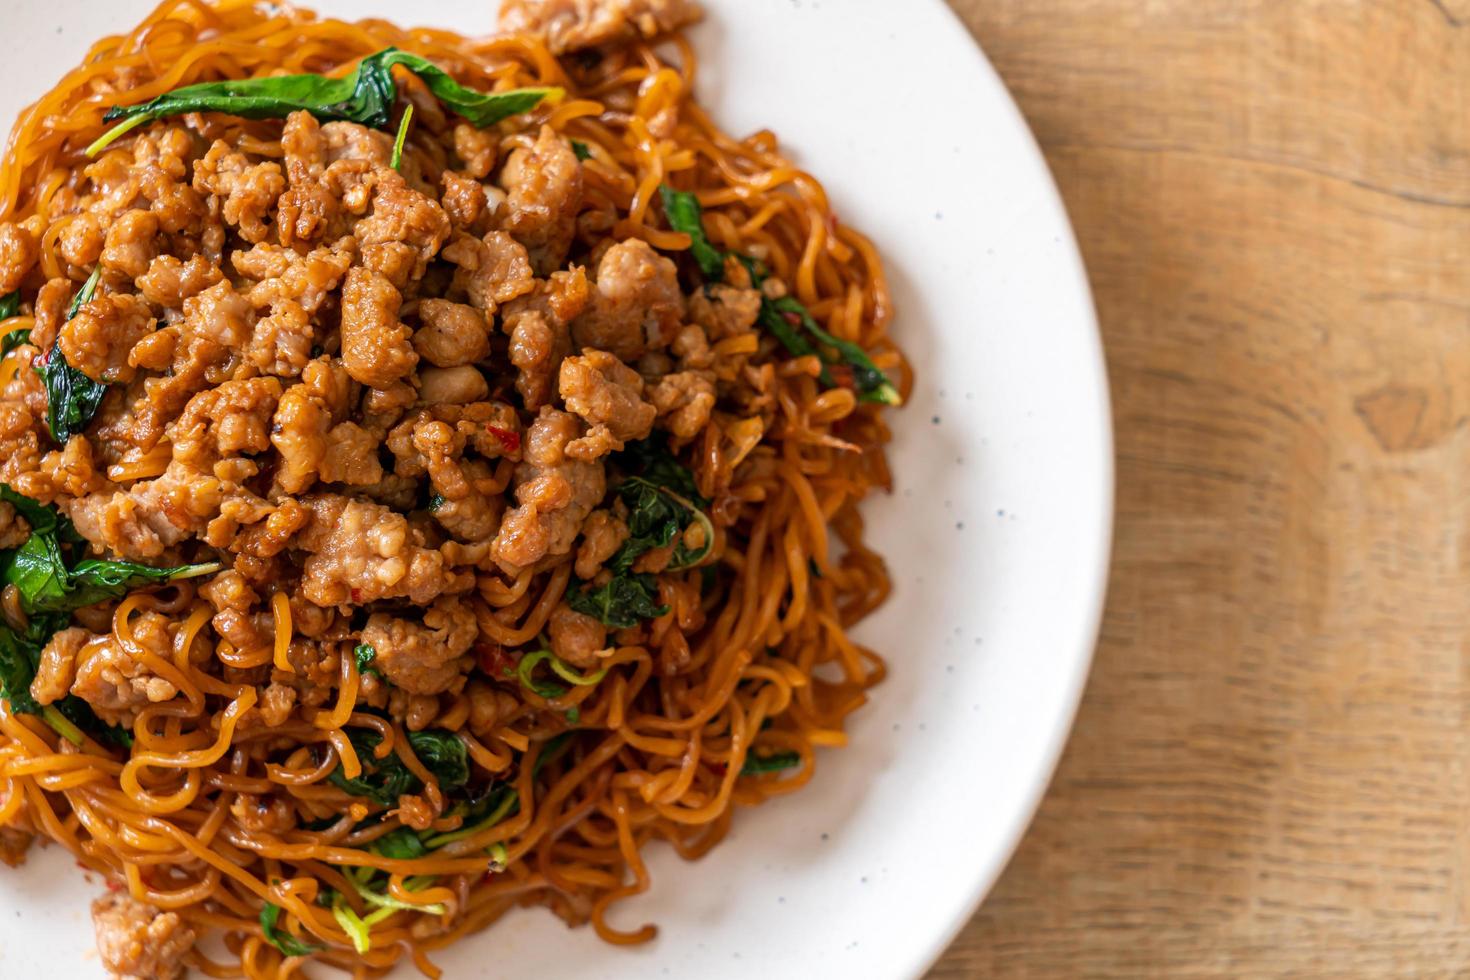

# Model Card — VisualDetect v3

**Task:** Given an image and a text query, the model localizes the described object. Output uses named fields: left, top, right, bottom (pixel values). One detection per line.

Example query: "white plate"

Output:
left=0, top=1, right=1112, bottom=977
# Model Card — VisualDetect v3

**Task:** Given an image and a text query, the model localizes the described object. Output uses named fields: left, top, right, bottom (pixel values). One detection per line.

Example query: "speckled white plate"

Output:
left=0, top=1, right=1111, bottom=977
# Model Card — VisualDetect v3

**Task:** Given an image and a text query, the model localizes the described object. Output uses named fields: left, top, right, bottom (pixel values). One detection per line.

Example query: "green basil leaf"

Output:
left=370, top=826, right=427, bottom=860
left=565, top=572, right=668, bottom=629
left=570, top=139, right=592, bottom=161
left=609, top=477, right=685, bottom=573
left=653, top=183, right=899, bottom=405
left=36, top=267, right=108, bottom=443
left=0, top=329, right=30, bottom=358
left=260, top=903, right=322, bottom=958
left=47, top=559, right=219, bottom=613
left=5, top=530, right=71, bottom=613
left=1, top=483, right=215, bottom=614
left=616, top=435, right=706, bottom=506
left=0, top=484, right=62, bottom=540
left=92, top=47, right=559, bottom=155
left=659, top=185, right=726, bottom=282
left=353, top=643, right=379, bottom=677
left=49, top=693, right=132, bottom=747
left=740, top=750, right=802, bottom=776
left=328, top=730, right=419, bottom=806
left=407, top=729, right=469, bottom=791
left=372, top=50, right=557, bottom=129
left=759, top=295, right=901, bottom=406
left=0, top=620, right=43, bottom=716
left=328, top=728, right=469, bottom=806
left=564, top=438, right=711, bottom=628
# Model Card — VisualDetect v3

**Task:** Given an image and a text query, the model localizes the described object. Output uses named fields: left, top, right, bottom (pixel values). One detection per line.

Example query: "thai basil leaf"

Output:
left=260, top=903, right=322, bottom=957
left=36, top=353, right=108, bottom=444
left=759, top=295, right=902, bottom=406
left=36, top=266, right=108, bottom=443
left=91, top=47, right=559, bottom=155
left=566, top=572, right=667, bottom=630
left=0, top=486, right=140, bottom=746
left=353, top=643, right=379, bottom=678
left=615, top=435, right=706, bottom=506
left=0, top=329, right=29, bottom=357
left=656, top=184, right=901, bottom=405
left=610, top=438, right=711, bottom=571
left=370, top=826, right=427, bottom=860
left=0, top=615, right=127, bottom=745
left=49, top=692, right=132, bottom=748
left=0, top=290, right=24, bottom=354
left=328, top=729, right=469, bottom=806
left=0, top=620, right=45, bottom=715
left=609, top=478, right=684, bottom=572
left=408, top=729, right=470, bottom=791
left=756, top=297, right=819, bottom=362
left=740, top=750, right=802, bottom=776
left=329, top=731, right=420, bottom=805
left=565, top=438, right=709, bottom=627
left=0, top=486, right=216, bottom=614
left=660, top=186, right=726, bottom=282
left=39, top=558, right=218, bottom=613
left=570, top=139, right=593, bottom=161
left=0, top=484, right=63, bottom=538
left=611, top=477, right=710, bottom=572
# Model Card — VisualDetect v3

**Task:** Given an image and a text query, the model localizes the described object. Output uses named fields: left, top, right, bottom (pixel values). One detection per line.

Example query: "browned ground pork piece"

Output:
left=92, top=892, right=196, bottom=980
left=269, top=356, right=353, bottom=494
left=650, top=370, right=717, bottom=440
left=296, top=494, right=465, bottom=606
left=559, top=349, right=657, bottom=458
left=571, top=238, right=683, bottom=361
left=413, top=299, right=492, bottom=367
left=62, top=459, right=218, bottom=561
left=193, top=138, right=286, bottom=244
left=0, top=220, right=40, bottom=293
left=30, top=627, right=89, bottom=705
left=498, top=126, right=583, bottom=275
left=490, top=408, right=607, bottom=572
left=355, top=170, right=451, bottom=286
left=136, top=254, right=223, bottom=309
left=548, top=602, right=608, bottom=668
left=499, top=0, right=702, bottom=54
left=359, top=596, right=478, bottom=694
left=59, top=291, right=156, bottom=384
left=442, top=230, right=535, bottom=313
left=68, top=612, right=180, bottom=724
left=340, top=266, right=418, bottom=389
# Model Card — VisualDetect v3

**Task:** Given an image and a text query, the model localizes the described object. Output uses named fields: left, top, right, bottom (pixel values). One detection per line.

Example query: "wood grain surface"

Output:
left=932, top=1, right=1470, bottom=976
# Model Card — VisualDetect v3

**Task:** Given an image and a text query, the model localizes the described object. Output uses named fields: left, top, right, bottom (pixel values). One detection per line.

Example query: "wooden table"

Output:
left=932, top=1, right=1470, bottom=976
